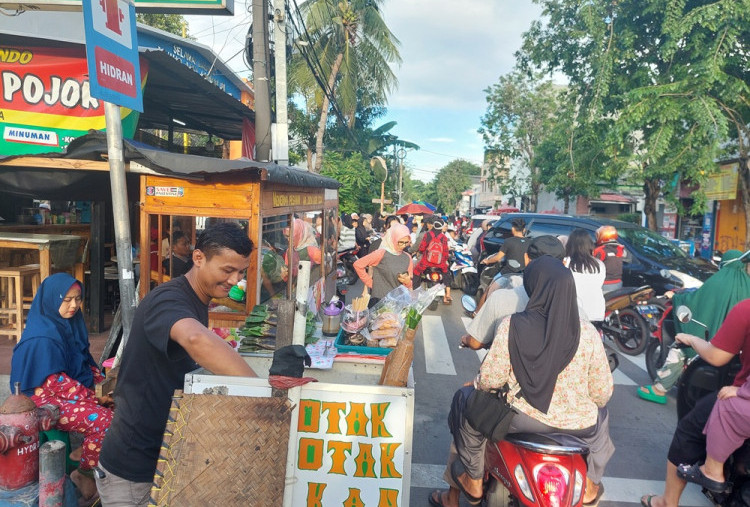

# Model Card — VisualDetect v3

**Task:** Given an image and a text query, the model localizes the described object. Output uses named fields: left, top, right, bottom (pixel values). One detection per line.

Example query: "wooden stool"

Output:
left=0, top=264, right=41, bottom=343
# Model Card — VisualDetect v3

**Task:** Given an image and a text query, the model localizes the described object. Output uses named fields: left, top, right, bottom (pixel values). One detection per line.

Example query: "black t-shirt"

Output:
left=99, top=276, right=205, bottom=482
left=500, top=236, right=528, bottom=274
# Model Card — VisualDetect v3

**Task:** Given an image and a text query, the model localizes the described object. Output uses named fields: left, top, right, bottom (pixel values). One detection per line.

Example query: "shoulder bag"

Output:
left=463, top=384, right=515, bottom=442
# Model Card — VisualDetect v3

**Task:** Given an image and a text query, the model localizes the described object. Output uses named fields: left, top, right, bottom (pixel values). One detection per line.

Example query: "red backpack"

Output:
left=425, top=232, right=445, bottom=266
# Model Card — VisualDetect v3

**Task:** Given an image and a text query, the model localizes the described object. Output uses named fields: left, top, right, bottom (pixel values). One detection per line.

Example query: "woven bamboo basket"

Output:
left=150, top=391, right=292, bottom=506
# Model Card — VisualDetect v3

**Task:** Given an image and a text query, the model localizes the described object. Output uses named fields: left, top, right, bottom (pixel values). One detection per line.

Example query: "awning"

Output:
left=138, top=49, right=253, bottom=140
left=589, top=193, right=636, bottom=204
left=0, top=133, right=340, bottom=201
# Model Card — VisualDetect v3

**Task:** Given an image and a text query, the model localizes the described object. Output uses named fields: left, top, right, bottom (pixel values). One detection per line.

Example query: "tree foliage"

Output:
left=432, top=160, right=478, bottom=214
left=320, top=152, right=376, bottom=214
left=479, top=71, right=561, bottom=211
left=289, top=0, right=402, bottom=172
left=518, top=0, right=749, bottom=231
left=136, top=14, right=189, bottom=37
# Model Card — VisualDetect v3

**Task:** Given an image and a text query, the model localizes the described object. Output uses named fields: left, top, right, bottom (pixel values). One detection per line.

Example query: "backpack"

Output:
left=425, top=232, right=445, bottom=266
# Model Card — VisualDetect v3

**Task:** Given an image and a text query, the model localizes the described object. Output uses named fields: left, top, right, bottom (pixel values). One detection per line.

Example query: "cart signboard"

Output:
left=184, top=373, right=414, bottom=506
left=0, top=0, right=233, bottom=15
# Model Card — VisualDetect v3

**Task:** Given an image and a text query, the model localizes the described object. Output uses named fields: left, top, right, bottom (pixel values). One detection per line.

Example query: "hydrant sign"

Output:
left=81, top=0, right=143, bottom=112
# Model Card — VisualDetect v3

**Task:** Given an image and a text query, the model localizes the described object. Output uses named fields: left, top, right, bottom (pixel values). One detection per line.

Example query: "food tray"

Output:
left=334, top=328, right=392, bottom=356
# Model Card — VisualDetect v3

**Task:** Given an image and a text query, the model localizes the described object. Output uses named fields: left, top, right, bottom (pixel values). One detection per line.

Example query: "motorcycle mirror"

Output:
left=675, top=305, right=692, bottom=323
left=461, top=294, right=477, bottom=313
left=659, top=269, right=671, bottom=279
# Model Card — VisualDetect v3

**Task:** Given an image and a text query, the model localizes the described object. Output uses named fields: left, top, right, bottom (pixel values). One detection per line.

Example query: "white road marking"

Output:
left=422, top=315, right=457, bottom=375
left=410, top=463, right=713, bottom=505
left=620, top=352, right=648, bottom=372
left=461, top=316, right=487, bottom=362
left=613, top=368, right=637, bottom=386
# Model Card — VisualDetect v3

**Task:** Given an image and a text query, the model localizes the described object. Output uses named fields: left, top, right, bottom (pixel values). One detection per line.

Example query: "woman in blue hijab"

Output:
left=10, top=273, right=111, bottom=505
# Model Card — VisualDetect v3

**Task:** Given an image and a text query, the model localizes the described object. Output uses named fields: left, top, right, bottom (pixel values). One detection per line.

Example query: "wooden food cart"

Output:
left=137, top=166, right=340, bottom=327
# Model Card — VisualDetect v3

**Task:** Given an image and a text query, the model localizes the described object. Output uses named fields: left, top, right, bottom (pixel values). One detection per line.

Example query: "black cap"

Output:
left=526, top=235, right=565, bottom=260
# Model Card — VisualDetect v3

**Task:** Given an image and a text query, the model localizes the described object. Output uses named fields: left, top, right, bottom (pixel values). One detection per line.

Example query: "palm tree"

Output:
left=290, top=0, right=402, bottom=172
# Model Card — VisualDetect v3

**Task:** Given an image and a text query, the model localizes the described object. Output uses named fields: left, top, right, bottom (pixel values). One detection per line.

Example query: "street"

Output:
left=403, top=292, right=714, bottom=507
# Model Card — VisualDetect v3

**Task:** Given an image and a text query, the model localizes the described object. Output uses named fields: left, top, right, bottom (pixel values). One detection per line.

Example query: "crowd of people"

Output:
left=8, top=207, right=750, bottom=507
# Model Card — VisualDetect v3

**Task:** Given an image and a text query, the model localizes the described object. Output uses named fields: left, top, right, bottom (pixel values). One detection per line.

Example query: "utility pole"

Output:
left=396, top=148, right=406, bottom=209
left=253, top=0, right=272, bottom=161
left=273, top=0, right=289, bottom=165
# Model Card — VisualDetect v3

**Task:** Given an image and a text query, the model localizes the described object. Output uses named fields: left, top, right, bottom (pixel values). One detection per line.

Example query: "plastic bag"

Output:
left=341, top=305, right=369, bottom=333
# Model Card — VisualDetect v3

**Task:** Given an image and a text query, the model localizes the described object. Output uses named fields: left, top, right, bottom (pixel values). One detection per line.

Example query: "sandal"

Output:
left=449, top=460, right=481, bottom=505
left=641, top=494, right=658, bottom=507
left=583, top=483, right=605, bottom=506
left=637, top=385, right=667, bottom=404
left=428, top=490, right=450, bottom=507
left=676, top=462, right=728, bottom=493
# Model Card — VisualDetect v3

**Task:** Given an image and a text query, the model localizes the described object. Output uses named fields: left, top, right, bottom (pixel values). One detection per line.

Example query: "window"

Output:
left=259, top=215, right=289, bottom=304
left=526, top=221, right=572, bottom=238
left=489, top=221, right=513, bottom=239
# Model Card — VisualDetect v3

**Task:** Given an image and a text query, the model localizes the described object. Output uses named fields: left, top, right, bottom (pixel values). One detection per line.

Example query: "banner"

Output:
left=704, top=163, right=739, bottom=200
left=0, top=46, right=147, bottom=156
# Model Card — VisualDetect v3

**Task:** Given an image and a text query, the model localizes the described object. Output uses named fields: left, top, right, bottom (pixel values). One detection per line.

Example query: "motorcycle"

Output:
left=482, top=432, right=590, bottom=507
left=337, top=247, right=359, bottom=285
left=674, top=306, right=748, bottom=506
left=421, top=266, right=445, bottom=311
left=597, top=286, right=655, bottom=356
left=449, top=242, right=479, bottom=296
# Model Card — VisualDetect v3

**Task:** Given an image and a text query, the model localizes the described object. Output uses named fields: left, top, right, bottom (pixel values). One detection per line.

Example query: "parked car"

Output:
left=480, top=213, right=717, bottom=294
left=464, top=214, right=499, bottom=239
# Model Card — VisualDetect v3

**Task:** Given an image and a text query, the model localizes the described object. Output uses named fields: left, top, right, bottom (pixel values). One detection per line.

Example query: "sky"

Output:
left=186, top=0, right=543, bottom=182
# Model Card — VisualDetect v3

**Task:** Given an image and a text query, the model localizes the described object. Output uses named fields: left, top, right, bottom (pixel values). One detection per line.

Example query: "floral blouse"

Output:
left=477, top=316, right=613, bottom=430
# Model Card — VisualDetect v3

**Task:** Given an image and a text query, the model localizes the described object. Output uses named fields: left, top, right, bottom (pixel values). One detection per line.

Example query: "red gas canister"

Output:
left=0, top=383, right=58, bottom=490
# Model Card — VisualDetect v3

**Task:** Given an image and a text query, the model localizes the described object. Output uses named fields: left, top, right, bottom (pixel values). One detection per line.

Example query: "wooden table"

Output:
left=0, top=232, right=82, bottom=280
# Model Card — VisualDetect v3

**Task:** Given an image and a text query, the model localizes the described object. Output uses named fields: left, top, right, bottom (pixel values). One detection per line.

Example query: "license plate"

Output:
left=637, top=305, right=660, bottom=318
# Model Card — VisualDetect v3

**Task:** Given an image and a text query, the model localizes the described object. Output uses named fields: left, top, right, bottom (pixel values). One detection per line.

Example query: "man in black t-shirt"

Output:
left=481, top=217, right=528, bottom=274
left=96, top=223, right=257, bottom=505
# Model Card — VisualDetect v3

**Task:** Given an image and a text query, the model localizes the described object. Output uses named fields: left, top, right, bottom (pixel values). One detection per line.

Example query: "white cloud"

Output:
left=428, top=137, right=455, bottom=143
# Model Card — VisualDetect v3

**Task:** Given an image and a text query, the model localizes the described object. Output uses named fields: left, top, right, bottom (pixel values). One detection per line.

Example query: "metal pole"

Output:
left=104, top=102, right=137, bottom=357
left=273, top=0, right=289, bottom=165
left=39, top=440, right=65, bottom=507
left=253, top=0, right=272, bottom=161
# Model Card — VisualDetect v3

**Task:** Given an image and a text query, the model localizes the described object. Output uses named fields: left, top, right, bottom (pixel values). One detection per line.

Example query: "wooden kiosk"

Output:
left=138, top=168, right=340, bottom=327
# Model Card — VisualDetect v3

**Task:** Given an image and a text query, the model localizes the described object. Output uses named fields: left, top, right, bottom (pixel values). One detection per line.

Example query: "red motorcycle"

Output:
left=482, top=432, right=590, bottom=506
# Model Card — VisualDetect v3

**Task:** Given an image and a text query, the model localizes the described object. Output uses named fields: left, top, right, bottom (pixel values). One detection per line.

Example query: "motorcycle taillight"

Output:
left=430, top=272, right=441, bottom=281
left=533, top=463, right=569, bottom=507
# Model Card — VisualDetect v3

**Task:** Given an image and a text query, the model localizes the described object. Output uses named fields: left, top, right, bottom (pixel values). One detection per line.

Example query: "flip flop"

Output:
left=641, top=494, right=658, bottom=507
left=637, top=385, right=667, bottom=404
left=583, top=483, right=605, bottom=506
left=676, top=462, right=728, bottom=493
left=428, top=490, right=450, bottom=507
left=449, top=460, right=481, bottom=505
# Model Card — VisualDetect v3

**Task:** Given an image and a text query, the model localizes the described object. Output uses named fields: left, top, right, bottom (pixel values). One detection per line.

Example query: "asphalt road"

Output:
left=404, top=289, right=714, bottom=507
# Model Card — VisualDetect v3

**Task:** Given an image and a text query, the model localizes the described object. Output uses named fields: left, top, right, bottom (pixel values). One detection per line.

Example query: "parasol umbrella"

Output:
left=396, top=203, right=434, bottom=215
left=412, top=200, right=437, bottom=211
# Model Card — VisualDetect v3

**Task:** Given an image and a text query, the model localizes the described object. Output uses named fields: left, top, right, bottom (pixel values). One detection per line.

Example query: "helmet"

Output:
left=596, top=225, right=618, bottom=245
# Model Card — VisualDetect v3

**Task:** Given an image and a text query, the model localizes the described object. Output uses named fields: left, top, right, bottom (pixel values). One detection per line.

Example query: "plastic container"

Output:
left=334, top=328, right=392, bottom=356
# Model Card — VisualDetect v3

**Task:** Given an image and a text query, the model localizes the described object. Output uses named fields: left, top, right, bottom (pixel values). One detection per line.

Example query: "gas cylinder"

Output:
left=0, top=383, right=59, bottom=490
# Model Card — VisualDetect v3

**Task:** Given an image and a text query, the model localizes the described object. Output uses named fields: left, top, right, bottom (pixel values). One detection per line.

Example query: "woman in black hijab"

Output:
left=432, top=256, right=614, bottom=507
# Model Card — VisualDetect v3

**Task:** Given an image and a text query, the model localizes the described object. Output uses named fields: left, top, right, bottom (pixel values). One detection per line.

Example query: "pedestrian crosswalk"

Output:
left=413, top=312, right=713, bottom=506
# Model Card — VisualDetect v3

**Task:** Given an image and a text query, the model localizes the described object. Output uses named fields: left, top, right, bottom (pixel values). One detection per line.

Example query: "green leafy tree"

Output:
left=290, top=0, right=402, bottom=172
left=479, top=71, right=561, bottom=212
left=519, top=0, right=748, bottom=231
left=136, top=14, right=189, bottom=37
left=433, top=160, right=478, bottom=214
left=320, top=152, right=376, bottom=213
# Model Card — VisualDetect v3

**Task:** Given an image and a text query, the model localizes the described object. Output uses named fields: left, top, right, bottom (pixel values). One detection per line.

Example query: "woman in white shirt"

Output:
left=564, top=228, right=606, bottom=322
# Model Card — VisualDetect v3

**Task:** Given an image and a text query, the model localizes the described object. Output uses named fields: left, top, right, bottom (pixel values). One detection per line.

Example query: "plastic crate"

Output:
left=334, top=328, right=393, bottom=356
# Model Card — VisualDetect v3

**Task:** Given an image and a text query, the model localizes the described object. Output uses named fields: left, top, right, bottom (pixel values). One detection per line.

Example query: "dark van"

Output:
left=481, top=213, right=716, bottom=294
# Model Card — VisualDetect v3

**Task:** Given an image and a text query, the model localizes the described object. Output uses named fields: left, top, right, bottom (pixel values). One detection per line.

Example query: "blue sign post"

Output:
left=82, top=0, right=143, bottom=112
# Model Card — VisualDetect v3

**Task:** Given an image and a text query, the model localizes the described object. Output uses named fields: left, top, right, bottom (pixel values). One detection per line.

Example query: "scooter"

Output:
left=674, top=306, right=749, bottom=506
left=449, top=242, right=479, bottom=296
left=337, top=247, right=359, bottom=285
left=482, top=432, right=591, bottom=507
left=421, top=267, right=445, bottom=311
left=598, top=286, right=655, bottom=356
